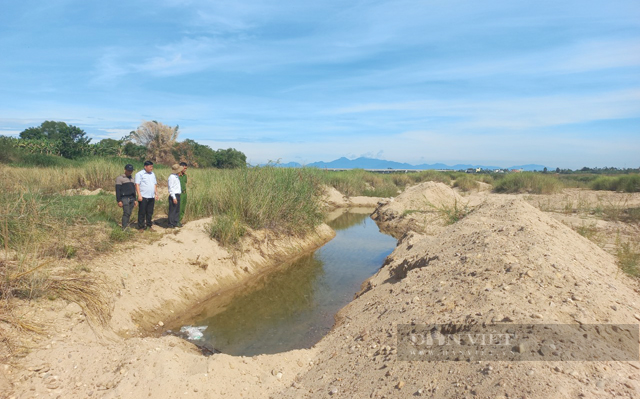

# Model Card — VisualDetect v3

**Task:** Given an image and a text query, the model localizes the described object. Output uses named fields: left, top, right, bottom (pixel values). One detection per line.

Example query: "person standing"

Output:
left=135, top=160, right=158, bottom=231
left=178, top=162, right=188, bottom=224
left=167, top=164, right=183, bottom=228
left=115, top=164, right=137, bottom=230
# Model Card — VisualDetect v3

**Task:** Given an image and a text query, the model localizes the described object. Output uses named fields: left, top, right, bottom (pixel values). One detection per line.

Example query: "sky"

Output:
left=1, top=0, right=639, bottom=169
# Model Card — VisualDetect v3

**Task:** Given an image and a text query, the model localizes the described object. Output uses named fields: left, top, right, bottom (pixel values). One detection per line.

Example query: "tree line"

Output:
left=4, top=120, right=246, bottom=168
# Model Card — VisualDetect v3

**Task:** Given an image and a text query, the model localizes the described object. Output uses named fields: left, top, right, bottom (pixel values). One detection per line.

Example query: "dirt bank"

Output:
left=2, top=219, right=334, bottom=398
left=278, top=191, right=640, bottom=398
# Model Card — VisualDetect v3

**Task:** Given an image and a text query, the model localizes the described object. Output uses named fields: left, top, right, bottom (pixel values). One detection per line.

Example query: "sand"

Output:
left=3, top=184, right=640, bottom=399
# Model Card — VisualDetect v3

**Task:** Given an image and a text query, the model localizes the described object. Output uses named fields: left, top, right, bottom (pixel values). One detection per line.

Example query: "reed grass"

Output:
left=190, top=167, right=324, bottom=246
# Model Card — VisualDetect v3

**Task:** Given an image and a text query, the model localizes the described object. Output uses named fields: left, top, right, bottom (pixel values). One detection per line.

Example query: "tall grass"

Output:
left=185, top=167, right=324, bottom=246
left=493, top=172, right=564, bottom=194
left=591, top=174, right=640, bottom=193
left=309, top=169, right=400, bottom=197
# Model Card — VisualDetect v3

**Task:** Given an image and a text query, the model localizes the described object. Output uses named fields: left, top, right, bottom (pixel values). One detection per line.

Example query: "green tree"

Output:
left=214, top=148, right=247, bottom=169
left=94, top=138, right=124, bottom=156
left=19, top=121, right=91, bottom=159
left=173, top=139, right=218, bottom=167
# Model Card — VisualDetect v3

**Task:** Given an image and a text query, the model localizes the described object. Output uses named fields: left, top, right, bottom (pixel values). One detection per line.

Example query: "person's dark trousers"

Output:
left=138, top=198, right=155, bottom=229
left=121, top=196, right=135, bottom=229
left=168, top=194, right=181, bottom=227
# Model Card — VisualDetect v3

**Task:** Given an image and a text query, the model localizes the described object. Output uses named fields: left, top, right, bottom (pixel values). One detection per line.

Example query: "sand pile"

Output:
left=278, top=196, right=640, bottom=398
left=371, top=181, right=464, bottom=237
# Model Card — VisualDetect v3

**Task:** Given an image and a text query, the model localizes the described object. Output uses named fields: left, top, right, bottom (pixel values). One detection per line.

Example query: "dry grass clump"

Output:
left=0, top=259, right=110, bottom=325
left=0, top=256, right=110, bottom=361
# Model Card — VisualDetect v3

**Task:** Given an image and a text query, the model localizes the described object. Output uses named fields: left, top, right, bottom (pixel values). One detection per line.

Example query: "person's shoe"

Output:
left=176, top=223, right=183, bottom=228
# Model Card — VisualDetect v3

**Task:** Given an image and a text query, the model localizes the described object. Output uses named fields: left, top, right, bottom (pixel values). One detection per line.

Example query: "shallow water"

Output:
left=175, top=210, right=396, bottom=356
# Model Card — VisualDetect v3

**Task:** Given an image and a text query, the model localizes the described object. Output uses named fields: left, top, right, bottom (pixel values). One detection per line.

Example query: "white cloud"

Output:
left=332, top=89, right=640, bottom=130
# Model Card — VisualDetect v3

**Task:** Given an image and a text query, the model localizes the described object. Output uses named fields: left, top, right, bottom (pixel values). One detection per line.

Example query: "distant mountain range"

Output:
left=271, top=157, right=546, bottom=171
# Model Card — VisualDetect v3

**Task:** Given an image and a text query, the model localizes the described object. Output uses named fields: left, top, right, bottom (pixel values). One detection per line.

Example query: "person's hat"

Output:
left=171, top=164, right=182, bottom=173
left=125, top=164, right=134, bottom=171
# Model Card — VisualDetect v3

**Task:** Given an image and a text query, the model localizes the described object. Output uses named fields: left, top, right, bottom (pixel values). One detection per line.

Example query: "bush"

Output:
left=616, top=240, right=639, bottom=277
left=207, top=214, right=246, bottom=246
left=493, top=172, right=564, bottom=194
left=453, top=174, right=480, bottom=192
left=591, top=175, right=640, bottom=192
left=411, top=170, right=452, bottom=185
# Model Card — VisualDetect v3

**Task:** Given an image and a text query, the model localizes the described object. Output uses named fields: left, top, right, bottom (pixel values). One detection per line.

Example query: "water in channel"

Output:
left=173, top=209, right=396, bottom=356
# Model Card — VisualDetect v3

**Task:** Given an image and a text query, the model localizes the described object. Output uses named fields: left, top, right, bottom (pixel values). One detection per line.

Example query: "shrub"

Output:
left=453, top=175, right=480, bottom=192
left=616, top=240, right=639, bottom=277
left=493, top=172, right=563, bottom=194
left=591, top=174, right=640, bottom=193
left=411, top=170, right=452, bottom=185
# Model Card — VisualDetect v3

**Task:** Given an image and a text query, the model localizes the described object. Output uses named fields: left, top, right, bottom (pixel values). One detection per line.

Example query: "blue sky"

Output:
left=1, top=0, right=639, bottom=168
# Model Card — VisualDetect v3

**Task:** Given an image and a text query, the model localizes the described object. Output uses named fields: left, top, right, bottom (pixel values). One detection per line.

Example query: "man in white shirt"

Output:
left=135, top=160, right=158, bottom=231
left=167, top=163, right=183, bottom=228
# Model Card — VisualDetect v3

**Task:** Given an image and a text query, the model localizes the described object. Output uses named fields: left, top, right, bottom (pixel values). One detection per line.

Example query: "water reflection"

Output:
left=178, top=211, right=396, bottom=356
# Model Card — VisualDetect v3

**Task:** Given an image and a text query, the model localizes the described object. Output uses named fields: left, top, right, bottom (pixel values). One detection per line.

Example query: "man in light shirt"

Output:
left=135, top=160, right=158, bottom=231
left=167, top=163, right=183, bottom=228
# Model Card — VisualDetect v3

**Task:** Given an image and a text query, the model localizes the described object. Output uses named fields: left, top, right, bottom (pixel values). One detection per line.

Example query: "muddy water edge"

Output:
left=165, top=207, right=397, bottom=356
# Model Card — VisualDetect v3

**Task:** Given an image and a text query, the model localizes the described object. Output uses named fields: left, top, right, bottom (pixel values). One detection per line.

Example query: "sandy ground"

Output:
left=2, top=184, right=640, bottom=398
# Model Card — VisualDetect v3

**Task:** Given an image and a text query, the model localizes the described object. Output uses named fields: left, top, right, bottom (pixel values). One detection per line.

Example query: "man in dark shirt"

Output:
left=115, top=164, right=137, bottom=230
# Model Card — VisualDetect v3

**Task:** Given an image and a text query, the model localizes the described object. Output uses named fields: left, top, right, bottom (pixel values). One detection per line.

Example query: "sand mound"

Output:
left=321, top=185, right=388, bottom=208
left=372, top=181, right=464, bottom=237
left=278, top=196, right=640, bottom=398
left=322, top=185, right=348, bottom=208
